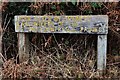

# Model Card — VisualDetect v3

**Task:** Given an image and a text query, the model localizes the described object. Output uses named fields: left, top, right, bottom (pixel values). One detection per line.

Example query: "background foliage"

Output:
left=1, top=2, right=120, bottom=78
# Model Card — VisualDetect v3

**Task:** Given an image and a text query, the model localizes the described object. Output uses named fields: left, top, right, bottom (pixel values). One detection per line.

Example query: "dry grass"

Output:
left=2, top=34, right=120, bottom=78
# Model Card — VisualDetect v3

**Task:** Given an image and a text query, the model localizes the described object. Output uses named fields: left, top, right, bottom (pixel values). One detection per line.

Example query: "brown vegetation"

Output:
left=1, top=2, right=120, bottom=79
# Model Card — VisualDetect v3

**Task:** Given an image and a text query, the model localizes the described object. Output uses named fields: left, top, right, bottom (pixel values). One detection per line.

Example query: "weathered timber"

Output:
left=18, top=33, right=30, bottom=63
left=97, top=35, right=107, bottom=71
left=15, top=15, right=108, bottom=34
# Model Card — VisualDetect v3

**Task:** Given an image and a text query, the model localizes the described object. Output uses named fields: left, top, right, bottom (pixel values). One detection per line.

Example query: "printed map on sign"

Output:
left=15, top=15, right=108, bottom=34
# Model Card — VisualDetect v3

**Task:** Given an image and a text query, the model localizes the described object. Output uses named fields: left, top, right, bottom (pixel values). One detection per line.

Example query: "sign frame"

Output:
left=15, top=15, right=108, bottom=73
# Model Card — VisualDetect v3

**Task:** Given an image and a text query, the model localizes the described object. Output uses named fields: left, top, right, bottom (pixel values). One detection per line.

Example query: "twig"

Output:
left=0, top=52, right=6, bottom=62
left=107, top=62, right=120, bottom=65
left=2, top=18, right=11, bottom=35
left=3, top=14, right=8, bottom=28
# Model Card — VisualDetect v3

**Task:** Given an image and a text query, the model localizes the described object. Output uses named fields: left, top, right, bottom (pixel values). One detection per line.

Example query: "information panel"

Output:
left=15, top=15, right=108, bottom=34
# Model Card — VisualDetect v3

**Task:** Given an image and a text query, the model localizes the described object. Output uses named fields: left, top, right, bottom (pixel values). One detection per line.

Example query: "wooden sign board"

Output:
left=15, top=15, right=108, bottom=34
left=14, top=15, right=108, bottom=73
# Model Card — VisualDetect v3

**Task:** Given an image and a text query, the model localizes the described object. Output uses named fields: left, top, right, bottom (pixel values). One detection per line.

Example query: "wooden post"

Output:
left=18, top=33, right=30, bottom=63
left=97, top=35, right=107, bottom=73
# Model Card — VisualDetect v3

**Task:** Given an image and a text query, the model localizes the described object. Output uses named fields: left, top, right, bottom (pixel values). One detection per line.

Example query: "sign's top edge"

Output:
left=1, top=0, right=120, bottom=2
left=14, top=15, right=108, bottom=16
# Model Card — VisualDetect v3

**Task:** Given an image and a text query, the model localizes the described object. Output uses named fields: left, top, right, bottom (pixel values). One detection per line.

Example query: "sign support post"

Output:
left=97, top=35, right=107, bottom=74
left=18, top=33, right=30, bottom=63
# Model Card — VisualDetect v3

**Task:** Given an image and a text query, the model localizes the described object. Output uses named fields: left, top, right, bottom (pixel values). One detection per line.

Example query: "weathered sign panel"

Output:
left=15, top=15, right=108, bottom=34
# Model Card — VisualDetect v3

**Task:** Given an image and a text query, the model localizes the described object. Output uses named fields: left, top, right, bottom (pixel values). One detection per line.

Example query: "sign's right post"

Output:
left=97, top=34, right=107, bottom=74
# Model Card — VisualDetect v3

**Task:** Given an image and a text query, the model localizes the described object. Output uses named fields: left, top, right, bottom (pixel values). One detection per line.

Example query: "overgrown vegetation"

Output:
left=1, top=2, right=120, bottom=78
